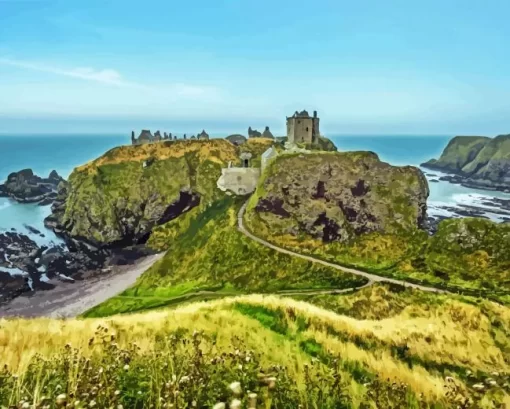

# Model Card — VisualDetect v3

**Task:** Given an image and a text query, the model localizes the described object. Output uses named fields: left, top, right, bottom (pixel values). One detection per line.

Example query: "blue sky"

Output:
left=1, top=0, right=510, bottom=135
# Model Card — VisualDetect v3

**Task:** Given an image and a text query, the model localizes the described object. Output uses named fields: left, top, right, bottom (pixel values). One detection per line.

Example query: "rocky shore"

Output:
left=0, top=228, right=157, bottom=305
left=0, top=169, right=65, bottom=205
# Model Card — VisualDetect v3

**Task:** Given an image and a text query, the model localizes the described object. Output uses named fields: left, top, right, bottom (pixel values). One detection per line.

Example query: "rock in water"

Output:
left=248, top=151, right=429, bottom=242
left=0, top=169, right=65, bottom=204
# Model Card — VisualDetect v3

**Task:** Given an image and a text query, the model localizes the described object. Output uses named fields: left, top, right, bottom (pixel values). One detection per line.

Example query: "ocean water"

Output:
left=0, top=134, right=509, bottom=245
left=0, top=134, right=126, bottom=245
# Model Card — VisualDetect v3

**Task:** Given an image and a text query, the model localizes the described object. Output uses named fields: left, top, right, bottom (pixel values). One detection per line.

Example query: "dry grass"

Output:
left=76, top=139, right=240, bottom=174
left=1, top=294, right=509, bottom=407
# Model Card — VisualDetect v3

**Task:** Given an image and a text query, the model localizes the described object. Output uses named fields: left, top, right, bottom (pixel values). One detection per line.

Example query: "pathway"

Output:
left=237, top=201, right=450, bottom=294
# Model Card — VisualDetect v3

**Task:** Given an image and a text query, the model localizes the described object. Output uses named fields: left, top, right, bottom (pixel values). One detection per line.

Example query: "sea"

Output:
left=1, top=134, right=509, bottom=245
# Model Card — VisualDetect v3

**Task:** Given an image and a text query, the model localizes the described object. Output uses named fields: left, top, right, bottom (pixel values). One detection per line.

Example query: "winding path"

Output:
left=237, top=201, right=450, bottom=294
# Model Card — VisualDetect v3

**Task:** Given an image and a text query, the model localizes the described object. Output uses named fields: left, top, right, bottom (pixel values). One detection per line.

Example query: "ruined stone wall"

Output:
left=216, top=168, right=261, bottom=195
left=312, top=117, right=320, bottom=143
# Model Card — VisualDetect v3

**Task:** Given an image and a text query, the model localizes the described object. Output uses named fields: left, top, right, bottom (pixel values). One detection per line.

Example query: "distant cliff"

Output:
left=422, top=134, right=510, bottom=191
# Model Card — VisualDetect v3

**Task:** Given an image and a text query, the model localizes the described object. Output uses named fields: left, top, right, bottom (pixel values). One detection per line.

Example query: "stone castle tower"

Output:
left=286, top=110, right=320, bottom=144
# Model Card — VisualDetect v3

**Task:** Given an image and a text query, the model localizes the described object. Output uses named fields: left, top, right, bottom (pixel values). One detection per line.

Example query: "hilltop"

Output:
left=45, top=138, right=275, bottom=248
left=422, top=134, right=510, bottom=192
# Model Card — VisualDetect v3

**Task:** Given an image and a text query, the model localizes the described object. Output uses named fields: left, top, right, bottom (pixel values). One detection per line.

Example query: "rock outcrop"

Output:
left=422, top=134, right=510, bottom=192
left=0, top=169, right=64, bottom=205
left=44, top=139, right=240, bottom=248
left=247, top=151, right=429, bottom=242
left=226, top=134, right=247, bottom=146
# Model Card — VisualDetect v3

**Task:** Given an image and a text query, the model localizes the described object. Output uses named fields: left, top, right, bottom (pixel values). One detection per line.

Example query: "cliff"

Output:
left=247, top=151, right=429, bottom=242
left=422, top=134, right=510, bottom=190
left=45, top=139, right=243, bottom=248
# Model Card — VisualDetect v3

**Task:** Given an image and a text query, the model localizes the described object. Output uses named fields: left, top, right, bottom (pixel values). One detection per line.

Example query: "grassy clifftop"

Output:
left=2, top=288, right=510, bottom=408
left=51, top=139, right=276, bottom=246
left=422, top=136, right=490, bottom=174
left=422, top=134, right=510, bottom=190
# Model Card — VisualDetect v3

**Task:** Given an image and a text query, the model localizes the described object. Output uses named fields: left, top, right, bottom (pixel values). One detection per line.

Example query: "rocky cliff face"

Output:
left=247, top=151, right=429, bottom=242
left=45, top=140, right=240, bottom=248
left=422, top=134, right=510, bottom=191
left=0, top=169, right=64, bottom=205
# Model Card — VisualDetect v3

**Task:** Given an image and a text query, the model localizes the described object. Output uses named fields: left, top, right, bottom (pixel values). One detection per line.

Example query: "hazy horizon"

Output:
left=2, top=0, right=510, bottom=135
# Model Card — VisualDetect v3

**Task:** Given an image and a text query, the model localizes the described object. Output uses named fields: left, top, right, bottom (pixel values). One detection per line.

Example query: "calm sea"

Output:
left=0, top=134, right=508, bottom=244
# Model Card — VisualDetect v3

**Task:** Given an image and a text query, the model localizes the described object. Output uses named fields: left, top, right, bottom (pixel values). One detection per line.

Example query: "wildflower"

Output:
left=191, top=401, right=197, bottom=407
left=123, top=364, right=130, bottom=371
left=74, top=401, right=81, bottom=407
left=230, top=399, right=241, bottom=409
left=472, top=383, right=485, bottom=390
left=245, top=356, right=251, bottom=363
left=229, top=382, right=242, bottom=395
left=56, top=394, right=67, bottom=406
left=56, top=385, right=62, bottom=390
left=138, top=391, right=142, bottom=395
left=21, top=402, right=30, bottom=409
left=238, top=364, right=243, bottom=371
left=488, top=380, right=498, bottom=386
left=180, top=375, right=190, bottom=383
left=117, top=405, right=124, bottom=409
left=114, top=390, right=121, bottom=396
left=445, top=376, right=454, bottom=383
left=89, top=400, right=96, bottom=407
left=491, top=371, right=499, bottom=377
left=98, top=368, right=104, bottom=374
left=213, top=404, right=226, bottom=409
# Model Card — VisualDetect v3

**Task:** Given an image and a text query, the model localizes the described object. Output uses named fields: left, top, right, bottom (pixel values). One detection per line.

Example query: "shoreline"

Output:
left=0, top=252, right=164, bottom=318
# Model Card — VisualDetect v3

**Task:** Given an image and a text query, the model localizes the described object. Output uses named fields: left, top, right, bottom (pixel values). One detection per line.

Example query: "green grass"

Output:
left=85, top=197, right=367, bottom=317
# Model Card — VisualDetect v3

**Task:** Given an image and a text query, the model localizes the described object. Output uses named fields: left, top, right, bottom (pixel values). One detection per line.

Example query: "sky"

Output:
left=1, top=0, right=510, bottom=135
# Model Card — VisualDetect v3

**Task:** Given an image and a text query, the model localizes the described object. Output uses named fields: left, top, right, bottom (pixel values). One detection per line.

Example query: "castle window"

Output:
left=297, top=120, right=301, bottom=124
left=306, top=127, right=309, bottom=131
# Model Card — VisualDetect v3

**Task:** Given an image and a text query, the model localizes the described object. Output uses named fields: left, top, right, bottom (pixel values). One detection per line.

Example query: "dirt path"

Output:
left=237, top=201, right=449, bottom=294
left=0, top=253, right=164, bottom=318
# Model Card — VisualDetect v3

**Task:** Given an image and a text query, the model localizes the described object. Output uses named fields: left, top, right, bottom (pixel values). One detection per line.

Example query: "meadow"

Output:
left=1, top=285, right=510, bottom=408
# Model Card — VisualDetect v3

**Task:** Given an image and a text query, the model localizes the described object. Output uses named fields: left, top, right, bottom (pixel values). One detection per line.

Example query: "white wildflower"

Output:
left=213, top=404, right=226, bottom=409
left=229, top=382, right=242, bottom=395
left=230, top=399, right=242, bottom=409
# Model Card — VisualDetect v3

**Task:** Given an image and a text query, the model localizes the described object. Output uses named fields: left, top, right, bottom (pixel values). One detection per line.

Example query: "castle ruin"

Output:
left=286, top=110, right=320, bottom=144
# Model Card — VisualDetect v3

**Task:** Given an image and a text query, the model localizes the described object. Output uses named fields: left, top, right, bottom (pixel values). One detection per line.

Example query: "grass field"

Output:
left=1, top=286, right=509, bottom=408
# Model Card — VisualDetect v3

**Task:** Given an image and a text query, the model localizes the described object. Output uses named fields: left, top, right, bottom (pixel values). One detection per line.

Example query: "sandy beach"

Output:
left=0, top=252, right=164, bottom=318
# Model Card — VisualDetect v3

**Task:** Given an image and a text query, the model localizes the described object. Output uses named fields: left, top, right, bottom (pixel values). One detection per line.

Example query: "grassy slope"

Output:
left=245, top=152, right=510, bottom=297
left=84, top=197, right=367, bottom=317
left=422, top=136, right=490, bottom=173
left=1, top=288, right=509, bottom=408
